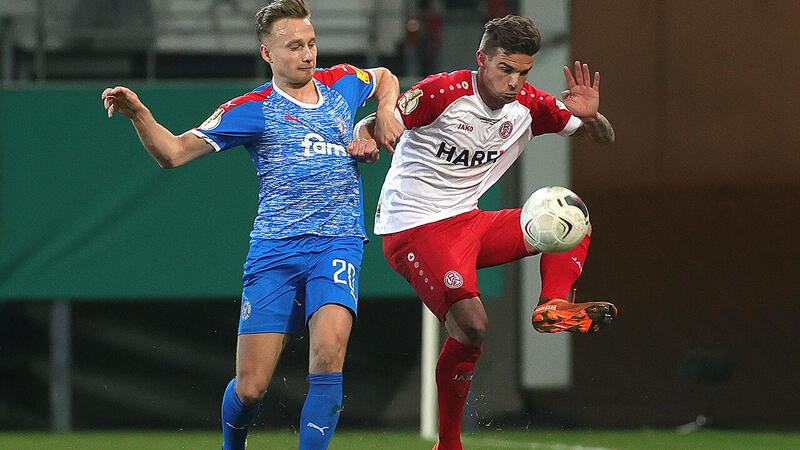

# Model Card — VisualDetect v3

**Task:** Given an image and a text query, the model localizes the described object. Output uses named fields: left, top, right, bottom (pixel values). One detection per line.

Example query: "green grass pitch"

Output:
left=2, top=429, right=799, bottom=449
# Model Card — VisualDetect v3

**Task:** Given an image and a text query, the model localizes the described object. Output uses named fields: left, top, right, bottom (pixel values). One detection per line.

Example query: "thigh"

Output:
left=236, top=332, right=290, bottom=392
left=307, top=304, right=353, bottom=373
left=382, top=215, right=481, bottom=322
left=474, top=208, right=535, bottom=269
left=239, top=239, right=306, bottom=336
left=304, top=237, right=364, bottom=325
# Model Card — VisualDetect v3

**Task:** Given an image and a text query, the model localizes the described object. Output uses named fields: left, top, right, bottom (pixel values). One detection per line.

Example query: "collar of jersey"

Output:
left=471, top=71, right=513, bottom=118
left=271, top=79, right=324, bottom=109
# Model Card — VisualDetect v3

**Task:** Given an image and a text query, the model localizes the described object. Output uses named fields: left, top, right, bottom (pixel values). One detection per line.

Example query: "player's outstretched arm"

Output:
left=561, top=61, right=615, bottom=145
left=368, top=67, right=403, bottom=153
left=101, top=86, right=214, bottom=168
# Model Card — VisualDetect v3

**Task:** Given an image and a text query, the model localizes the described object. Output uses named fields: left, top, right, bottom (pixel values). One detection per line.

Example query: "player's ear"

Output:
left=476, top=50, right=487, bottom=68
left=260, top=44, right=272, bottom=64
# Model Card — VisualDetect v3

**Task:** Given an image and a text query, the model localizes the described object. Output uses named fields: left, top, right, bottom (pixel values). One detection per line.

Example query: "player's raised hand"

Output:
left=347, top=138, right=380, bottom=164
left=560, top=61, right=600, bottom=120
left=101, top=86, right=146, bottom=119
left=373, top=110, right=403, bottom=154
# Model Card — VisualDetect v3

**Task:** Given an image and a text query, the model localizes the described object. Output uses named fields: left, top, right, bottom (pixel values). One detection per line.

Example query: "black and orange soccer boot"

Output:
left=532, top=299, right=617, bottom=333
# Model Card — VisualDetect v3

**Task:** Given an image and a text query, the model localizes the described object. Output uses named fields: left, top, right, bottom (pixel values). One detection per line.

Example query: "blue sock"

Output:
left=221, top=378, right=261, bottom=450
left=298, top=372, right=344, bottom=450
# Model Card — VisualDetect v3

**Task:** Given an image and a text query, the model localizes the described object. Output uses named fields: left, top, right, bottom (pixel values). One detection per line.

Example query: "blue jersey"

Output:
left=191, top=64, right=376, bottom=240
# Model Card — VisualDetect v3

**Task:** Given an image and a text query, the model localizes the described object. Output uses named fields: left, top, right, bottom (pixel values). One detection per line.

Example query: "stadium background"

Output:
left=1, top=0, right=799, bottom=439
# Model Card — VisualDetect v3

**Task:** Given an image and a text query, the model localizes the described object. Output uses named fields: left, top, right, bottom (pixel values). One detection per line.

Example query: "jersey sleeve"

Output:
left=395, top=71, right=472, bottom=130
left=190, top=90, right=270, bottom=152
left=521, top=85, right=582, bottom=137
left=314, top=64, right=376, bottom=117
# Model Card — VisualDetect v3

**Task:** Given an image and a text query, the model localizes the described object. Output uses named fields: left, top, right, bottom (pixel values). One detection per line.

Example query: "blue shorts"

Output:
left=238, top=235, right=363, bottom=335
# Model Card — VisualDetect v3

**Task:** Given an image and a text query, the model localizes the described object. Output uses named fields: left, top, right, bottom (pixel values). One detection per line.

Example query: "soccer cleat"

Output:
left=532, top=299, right=617, bottom=333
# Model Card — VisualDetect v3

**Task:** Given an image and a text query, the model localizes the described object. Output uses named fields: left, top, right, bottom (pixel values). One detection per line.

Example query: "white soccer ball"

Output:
left=520, top=186, right=590, bottom=254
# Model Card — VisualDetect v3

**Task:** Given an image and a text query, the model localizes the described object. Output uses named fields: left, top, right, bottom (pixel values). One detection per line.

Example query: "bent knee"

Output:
left=452, top=316, right=486, bottom=347
left=463, top=321, right=487, bottom=346
left=236, top=377, right=268, bottom=405
left=445, top=300, right=488, bottom=347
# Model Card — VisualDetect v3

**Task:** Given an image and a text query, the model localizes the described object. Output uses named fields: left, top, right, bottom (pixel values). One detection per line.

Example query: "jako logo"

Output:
left=302, top=133, right=347, bottom=157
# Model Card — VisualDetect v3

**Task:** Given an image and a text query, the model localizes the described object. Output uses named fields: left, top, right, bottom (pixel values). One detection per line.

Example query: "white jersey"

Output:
left=374, top=70, right=582, bottom=235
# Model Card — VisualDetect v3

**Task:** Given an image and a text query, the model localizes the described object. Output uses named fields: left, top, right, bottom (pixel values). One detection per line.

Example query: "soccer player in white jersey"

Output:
left=357, top=15, right=616, bottom=450
left=101, top=1, right=402, bottom=449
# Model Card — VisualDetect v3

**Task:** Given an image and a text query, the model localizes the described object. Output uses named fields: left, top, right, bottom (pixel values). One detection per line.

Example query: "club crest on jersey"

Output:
left=436, top=142, right=502, bottom=167
left=398, top=89, right=423, bottom=115
left=444, top=271, right=463, bottom=289
left=301, top=132, right=347, bottom=157
left=499, top=120, right=513, bottom=138
left=336, top=118, right=348, bottom=135
left=199, top=108, right=224, bottom=130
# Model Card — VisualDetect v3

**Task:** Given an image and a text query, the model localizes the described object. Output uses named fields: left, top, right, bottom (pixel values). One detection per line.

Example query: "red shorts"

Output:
left=382, top=209, right=533, bottom=321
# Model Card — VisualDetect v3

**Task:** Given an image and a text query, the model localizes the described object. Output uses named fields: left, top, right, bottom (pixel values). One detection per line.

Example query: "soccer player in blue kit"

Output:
left=101, top=1, right=402, bottom=448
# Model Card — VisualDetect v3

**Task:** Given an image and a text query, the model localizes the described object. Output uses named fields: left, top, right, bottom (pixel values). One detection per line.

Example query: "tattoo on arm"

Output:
left=575, top=113, right=615, bottom=144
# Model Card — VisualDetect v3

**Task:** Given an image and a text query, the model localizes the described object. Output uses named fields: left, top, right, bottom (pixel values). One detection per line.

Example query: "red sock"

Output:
left=539, top=234, right=590, bottom=305
left=435, top=337, right=481, bottom=450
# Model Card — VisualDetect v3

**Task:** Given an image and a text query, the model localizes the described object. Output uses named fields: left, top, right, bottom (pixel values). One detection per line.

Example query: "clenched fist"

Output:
left=347, top=138, right=380, bottom=164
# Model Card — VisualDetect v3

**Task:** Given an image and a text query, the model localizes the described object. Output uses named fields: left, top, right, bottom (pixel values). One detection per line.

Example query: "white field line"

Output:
left=461, top=437, right=614, bottom=450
